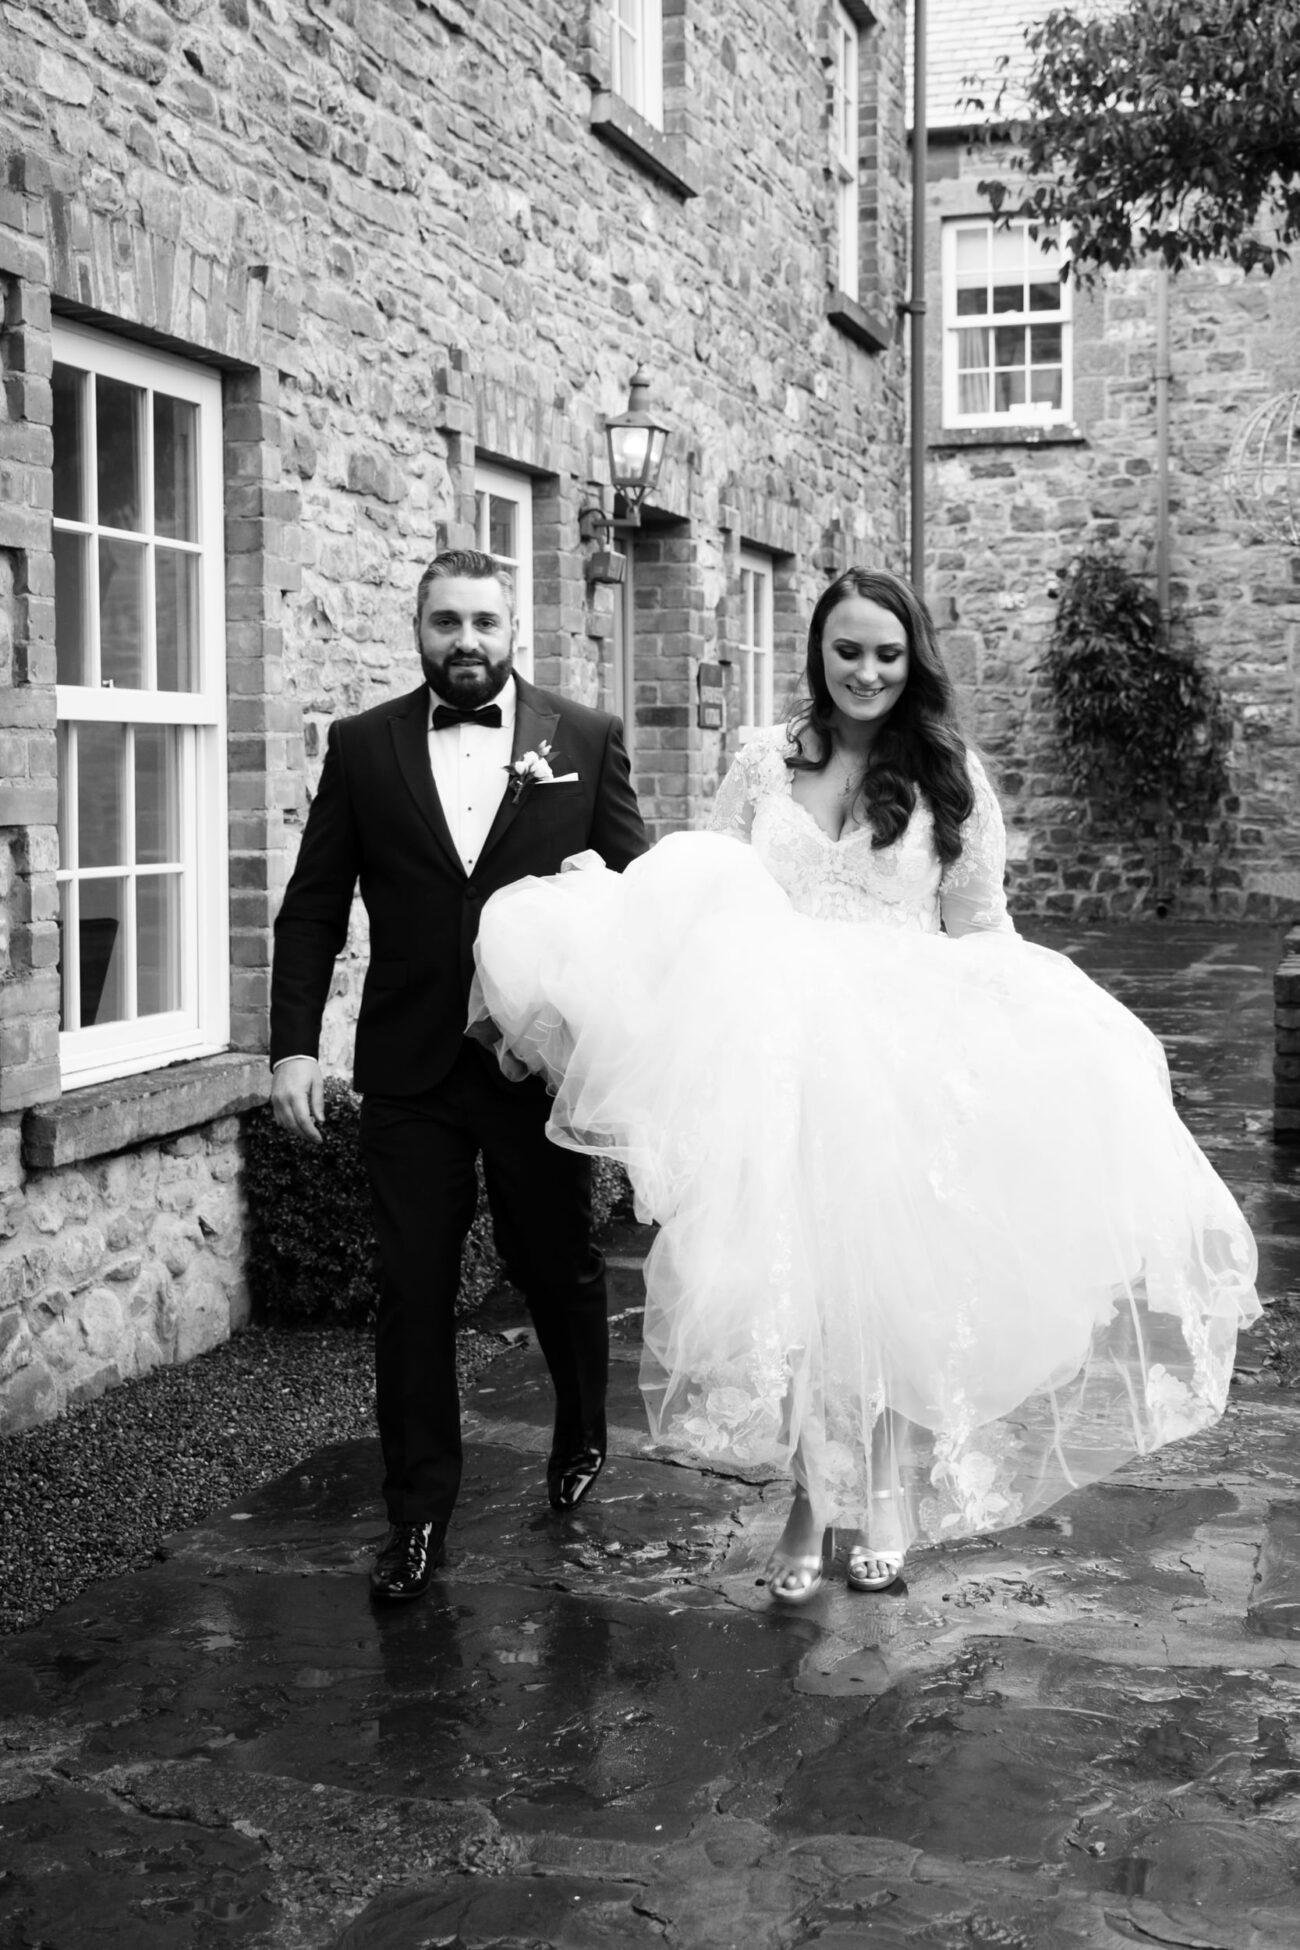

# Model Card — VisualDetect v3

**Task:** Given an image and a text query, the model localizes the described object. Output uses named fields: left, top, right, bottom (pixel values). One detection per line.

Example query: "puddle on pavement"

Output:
left=0, top=1779, right=275, bottom=1948
left=998, top=1481, right=1236, bottom=1561
left=774, top=1639, right=1300, bottom=1902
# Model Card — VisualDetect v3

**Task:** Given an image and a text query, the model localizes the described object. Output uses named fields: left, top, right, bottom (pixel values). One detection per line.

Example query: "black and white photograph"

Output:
left=1, top=0, right=1300, bottom=1943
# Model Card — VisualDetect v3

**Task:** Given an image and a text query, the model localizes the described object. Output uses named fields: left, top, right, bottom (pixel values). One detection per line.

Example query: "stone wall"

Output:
left=0, top=1119, right=249, bottom=1432
left=0, top=0, right=913, bottom=1428
left=924, top=139, right=1300, bottom=921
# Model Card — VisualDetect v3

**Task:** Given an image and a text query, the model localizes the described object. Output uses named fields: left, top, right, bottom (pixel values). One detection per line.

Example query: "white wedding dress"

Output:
left=470, top=728, right=1260, bottom=1545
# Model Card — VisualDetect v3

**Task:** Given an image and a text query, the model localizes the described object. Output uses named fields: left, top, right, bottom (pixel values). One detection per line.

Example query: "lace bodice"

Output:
left=706, top=725, right=1015, bottom=934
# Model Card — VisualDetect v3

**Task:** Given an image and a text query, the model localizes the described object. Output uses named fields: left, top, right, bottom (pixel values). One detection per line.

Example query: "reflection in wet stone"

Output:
left=0, top=1780, right=275, bottom=1948
left=774, top=1636, right=1300, bottom=1900
left=1247, top=1500, right=1300, bottom=1637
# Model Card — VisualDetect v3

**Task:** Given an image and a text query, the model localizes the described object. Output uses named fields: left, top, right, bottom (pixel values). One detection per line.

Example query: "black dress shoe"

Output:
left=369, top=1521, right=446, bottom=1601
left=546, top=1445, right=605, bottom=1512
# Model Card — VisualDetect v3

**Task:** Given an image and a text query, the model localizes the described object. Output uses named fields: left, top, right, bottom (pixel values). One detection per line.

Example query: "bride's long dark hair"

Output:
left=786, top=567, right=974, bottom=866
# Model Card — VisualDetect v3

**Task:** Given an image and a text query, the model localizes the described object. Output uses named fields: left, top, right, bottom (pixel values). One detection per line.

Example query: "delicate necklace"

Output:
left=836, top=752, right=868, bottom=798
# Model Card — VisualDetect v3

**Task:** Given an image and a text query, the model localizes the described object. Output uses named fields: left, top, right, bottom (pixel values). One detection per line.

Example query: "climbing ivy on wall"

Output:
left=1041, top=548, right=1231, bottom=819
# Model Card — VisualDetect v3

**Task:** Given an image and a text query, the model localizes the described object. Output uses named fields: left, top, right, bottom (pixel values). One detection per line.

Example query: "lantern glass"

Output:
left=609, top=422, right=652, bottom=485
left=597, top=368, right=670, bottom=521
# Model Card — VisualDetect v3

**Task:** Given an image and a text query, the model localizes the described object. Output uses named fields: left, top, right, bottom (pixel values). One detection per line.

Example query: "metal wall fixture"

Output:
left=1224, top=391, right=1300, bottom=547
left=580, top=365, right=671, bottom=584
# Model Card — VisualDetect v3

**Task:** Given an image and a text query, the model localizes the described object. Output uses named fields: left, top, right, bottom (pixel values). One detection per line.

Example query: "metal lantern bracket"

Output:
left=580, top=364, right=671, bottom=566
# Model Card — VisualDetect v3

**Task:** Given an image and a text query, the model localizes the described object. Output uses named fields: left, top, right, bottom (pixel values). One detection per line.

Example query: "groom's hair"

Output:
left=414, top=548, right=516, bottom=625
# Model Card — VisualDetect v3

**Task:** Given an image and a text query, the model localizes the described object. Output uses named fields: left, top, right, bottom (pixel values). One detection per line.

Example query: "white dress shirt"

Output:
left=272, top=677, right=517, bottom=1074
left=427, top=673, right=516, bottom=875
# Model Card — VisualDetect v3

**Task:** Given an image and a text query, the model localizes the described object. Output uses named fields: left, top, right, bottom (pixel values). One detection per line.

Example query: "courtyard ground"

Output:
left=1, top=921, right=1299, bottom=1949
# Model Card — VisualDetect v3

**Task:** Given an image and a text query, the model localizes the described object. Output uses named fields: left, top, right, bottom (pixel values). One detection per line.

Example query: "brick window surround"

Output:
left=823, top=0, right=891, bottom=353
left=0, top=151, right=299, bottom=1165
left=581, top=0, right=700, bottom=199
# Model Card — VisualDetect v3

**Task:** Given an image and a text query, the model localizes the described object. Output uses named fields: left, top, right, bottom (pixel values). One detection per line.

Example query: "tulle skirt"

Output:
left=469, top=834, right=1260, bottom=1546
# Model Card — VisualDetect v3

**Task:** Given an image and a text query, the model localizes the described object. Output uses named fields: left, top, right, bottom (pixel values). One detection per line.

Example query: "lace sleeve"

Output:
left=940, top=751, right=1017, bottom=937
left=706, top=740, right=761, bottom=842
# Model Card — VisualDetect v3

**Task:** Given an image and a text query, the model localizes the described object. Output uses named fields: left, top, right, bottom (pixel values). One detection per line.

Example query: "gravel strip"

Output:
left=0, top=1322, right=506, bottom=1637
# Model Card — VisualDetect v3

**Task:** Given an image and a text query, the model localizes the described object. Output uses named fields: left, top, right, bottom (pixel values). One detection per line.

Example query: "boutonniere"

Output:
left=507, top=740, right=555, bottom=802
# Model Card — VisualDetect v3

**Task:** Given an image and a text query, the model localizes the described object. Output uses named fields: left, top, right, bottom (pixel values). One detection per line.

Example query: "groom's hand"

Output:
left=270, top=1055, right=325, bottom=1144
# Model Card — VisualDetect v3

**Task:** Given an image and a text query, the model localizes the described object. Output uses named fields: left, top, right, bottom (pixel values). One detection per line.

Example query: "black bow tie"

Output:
left=431, top=702, right=503, bottom=731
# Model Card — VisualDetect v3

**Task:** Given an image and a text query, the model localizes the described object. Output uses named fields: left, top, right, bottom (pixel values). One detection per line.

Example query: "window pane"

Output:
left=53, top=529, right=89, bottom=685
left=612, top=0, right=638, bottom=98
left=754, top=574, right=772, bottom=649
left=78, top=878, right=126, bottom=1027
left=990, top=227, right=1028, bottom=276
left=954, top=228, right=988, bottom=274
left=955, top=283, right=987, bottom=317
left=995, top=326, right=1027, bottom=368
left=135, top=726, right=181, bottom=864
left=53, top=364, right=86, bottom=521
left=992, top=282, right=1024, bottom=315
left=994, top=369, right=1027, bottom=411
left=1032, top=323, right=1063, bottom=363
left=96, top=376, right=145, bottom=532
left=57, top=728, right=71, bottom=859
left=1028, top=277, right=1062, bottom=313
left=99, top=538, right=148, bottom=689
left=137, top=874, right=181, bottom=1016
left=155, top=547, right=198, bottom=691
left=153, top=394, right=197, bottom=541
left=57, top=880, right=71, bottom=1030
left=78, top=722, right=127, bottom=868
left=958, top=370, right=991, bottom=415
left=488, top=494, right=517, bottom=561
left=957, top=327, right=989, bottom=372
left=1030, top=367, right=1064, bottom=408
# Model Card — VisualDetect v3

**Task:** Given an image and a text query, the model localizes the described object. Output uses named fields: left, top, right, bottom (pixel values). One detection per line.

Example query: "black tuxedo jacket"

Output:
left=270, top=675, right=648, bottom=1096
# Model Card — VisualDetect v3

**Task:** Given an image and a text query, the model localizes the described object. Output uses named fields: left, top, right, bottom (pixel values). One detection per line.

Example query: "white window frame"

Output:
left=831, top=2, right=860, bottom=301
left=53, top=323, right=229, bottom=1088
left=611, top=0, right=664, bottom=129
left=737, top=550, right=775, bottom=740
left=473, top=461, right=534, bottom=683
left=942, top=219, right=1073, bottom=429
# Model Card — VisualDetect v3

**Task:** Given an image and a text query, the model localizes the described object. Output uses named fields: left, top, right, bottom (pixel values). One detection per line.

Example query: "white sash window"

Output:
left=737, top=550, right=775, bottom=739
left=831, top=2, right=860, bottom=300
left=611, top=0, right=664, bottom=129
left=473, top=461, right=534, bottom=683
left=52, top=325, right=229, bottom=1086
left=943, top=220, right=1072, bottom=428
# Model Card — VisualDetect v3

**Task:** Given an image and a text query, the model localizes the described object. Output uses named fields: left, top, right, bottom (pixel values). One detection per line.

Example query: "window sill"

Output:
left=589, top=94, right=699, bottom=199
left=22, top=1052, right=268, bottom=1169
left=827, top=291, right=892, bottom=353
left=929, top=425, right=1088, bottom=451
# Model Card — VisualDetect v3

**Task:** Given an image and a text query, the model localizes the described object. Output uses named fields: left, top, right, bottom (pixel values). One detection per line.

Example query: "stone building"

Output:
left=921, top=0, right=1300, bottom=920
left=0, top=0, right=913, bottom=1428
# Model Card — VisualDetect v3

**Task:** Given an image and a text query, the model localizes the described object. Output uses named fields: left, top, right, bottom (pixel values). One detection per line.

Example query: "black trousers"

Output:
left=359, top=1041, right=609, bottom=1525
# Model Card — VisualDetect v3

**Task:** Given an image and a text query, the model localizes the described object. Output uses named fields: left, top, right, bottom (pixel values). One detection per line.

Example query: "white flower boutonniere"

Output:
left=507, top=740, right=555, bottom=802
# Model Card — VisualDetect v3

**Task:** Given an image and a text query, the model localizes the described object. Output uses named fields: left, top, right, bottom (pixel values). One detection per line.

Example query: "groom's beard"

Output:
left=421, top=650, right=513, bottom=709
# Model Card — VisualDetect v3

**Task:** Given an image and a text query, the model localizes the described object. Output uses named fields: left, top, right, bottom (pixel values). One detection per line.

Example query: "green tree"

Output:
left=972, top=0, right=1300, bottom=279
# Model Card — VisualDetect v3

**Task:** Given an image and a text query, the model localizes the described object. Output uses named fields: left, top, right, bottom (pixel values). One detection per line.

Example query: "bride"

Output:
left=470, top=567, right=1260, bottom=1604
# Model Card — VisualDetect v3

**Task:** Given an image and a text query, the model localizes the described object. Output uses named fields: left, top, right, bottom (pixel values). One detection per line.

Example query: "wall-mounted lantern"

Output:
left=580, top=364, right=671, bottom=583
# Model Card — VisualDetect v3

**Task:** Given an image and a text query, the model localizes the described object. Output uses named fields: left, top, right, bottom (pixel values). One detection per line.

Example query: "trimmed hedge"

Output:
left=241, top=1076, right=633, bottom=1327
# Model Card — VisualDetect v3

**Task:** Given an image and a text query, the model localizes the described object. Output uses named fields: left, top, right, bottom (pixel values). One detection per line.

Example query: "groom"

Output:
left=269, top=547, right=647, bottom=1600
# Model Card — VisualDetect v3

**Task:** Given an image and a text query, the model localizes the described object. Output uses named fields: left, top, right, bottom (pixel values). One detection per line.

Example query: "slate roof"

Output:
left=910, top=0, right=1117, bottom=134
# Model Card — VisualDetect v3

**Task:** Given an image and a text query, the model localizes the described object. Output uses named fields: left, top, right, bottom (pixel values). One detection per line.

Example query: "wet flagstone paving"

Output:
left=4, top=923, right=1300, bottom=1947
